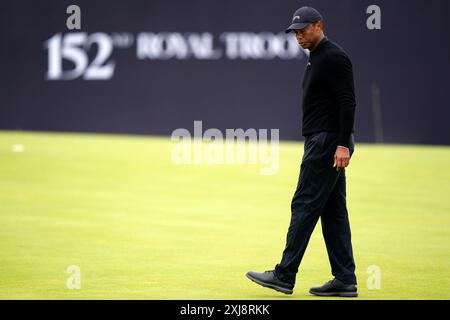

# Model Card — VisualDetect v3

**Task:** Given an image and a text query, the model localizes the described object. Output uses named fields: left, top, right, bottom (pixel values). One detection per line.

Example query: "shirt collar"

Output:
left=310, top=36, right=328, bottom=55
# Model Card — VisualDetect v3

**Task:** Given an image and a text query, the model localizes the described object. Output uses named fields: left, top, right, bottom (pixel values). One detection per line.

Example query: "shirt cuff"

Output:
left=337, top=134, right=351, bottom=148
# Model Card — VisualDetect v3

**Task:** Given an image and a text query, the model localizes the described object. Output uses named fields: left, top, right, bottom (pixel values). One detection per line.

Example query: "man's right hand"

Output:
left=333, top=146, right=350, bottom=171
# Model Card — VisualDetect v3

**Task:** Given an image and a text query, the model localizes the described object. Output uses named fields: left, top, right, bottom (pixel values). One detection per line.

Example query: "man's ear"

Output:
left=312, top=21, right=320, bottom=31
left=318, top=20, right=324, bottom=31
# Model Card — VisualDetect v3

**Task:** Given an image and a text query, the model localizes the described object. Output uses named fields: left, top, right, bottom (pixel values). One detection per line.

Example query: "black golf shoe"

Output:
left=309, top=278, right=358, bottom=297
left=246, top=270, right=294, bottom=295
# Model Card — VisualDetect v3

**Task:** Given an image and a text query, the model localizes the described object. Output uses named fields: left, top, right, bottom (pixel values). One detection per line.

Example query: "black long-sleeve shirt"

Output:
left=301, top=36, right=356, bottom=148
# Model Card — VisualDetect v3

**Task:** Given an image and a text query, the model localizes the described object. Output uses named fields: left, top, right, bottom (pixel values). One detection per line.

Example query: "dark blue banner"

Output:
left=0, top=0, right=449, bottom=145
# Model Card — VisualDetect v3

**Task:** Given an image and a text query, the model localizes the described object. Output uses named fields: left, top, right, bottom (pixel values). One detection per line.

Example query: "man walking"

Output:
left=246, top=6, right=358, bottom=297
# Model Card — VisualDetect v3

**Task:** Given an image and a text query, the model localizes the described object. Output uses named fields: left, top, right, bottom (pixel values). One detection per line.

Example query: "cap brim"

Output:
left=285, top=22, right=311, bottom=33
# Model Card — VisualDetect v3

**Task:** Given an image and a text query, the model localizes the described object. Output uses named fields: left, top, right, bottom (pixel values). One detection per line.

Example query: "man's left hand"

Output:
left=333, top=146, right=350, bottom=171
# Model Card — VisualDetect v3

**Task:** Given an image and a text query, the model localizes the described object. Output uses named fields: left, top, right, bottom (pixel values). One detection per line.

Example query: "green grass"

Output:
left=0, top=131, right=449, bottom=299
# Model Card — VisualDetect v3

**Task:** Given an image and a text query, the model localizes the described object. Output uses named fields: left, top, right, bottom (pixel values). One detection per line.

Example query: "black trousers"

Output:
left=274, top=131, right=357, bottom=285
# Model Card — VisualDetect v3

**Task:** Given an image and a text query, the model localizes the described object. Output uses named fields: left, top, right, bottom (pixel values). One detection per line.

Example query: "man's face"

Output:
left=294, top=21, right=321, bottom=50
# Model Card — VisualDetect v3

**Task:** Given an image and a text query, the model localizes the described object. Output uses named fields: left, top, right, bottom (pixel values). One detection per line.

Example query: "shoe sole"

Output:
left=246, top=273, right=293, bottom=295
left=309, top=289, right=358, bottom=297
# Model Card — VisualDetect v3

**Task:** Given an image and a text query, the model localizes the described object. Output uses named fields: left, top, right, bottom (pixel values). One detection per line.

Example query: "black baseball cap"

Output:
left=285, top=6, right=323, bottom=33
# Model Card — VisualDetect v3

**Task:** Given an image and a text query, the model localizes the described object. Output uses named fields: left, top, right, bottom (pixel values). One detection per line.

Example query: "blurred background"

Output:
left=1, top=0, right=449, bottom=144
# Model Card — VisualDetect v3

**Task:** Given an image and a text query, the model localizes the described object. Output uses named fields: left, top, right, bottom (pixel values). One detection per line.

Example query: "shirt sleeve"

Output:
left=326, top=53, right=356, bottom=148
